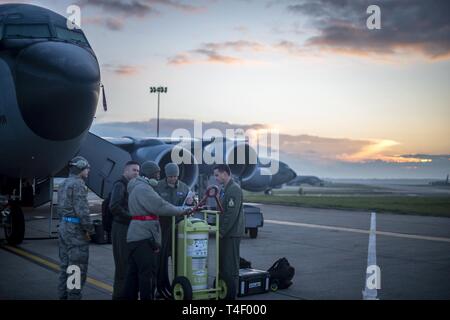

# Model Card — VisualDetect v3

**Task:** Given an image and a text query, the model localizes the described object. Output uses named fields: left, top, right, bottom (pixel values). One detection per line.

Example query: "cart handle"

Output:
left=191, top=185, right=224, bottom=214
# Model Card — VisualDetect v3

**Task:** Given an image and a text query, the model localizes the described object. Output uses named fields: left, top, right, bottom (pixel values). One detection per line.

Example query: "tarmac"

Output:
left=1, top=195, right=449, bottom=300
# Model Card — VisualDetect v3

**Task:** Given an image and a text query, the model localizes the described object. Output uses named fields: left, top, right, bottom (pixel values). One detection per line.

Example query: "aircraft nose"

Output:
left=14, top=41, right=100, bottom=141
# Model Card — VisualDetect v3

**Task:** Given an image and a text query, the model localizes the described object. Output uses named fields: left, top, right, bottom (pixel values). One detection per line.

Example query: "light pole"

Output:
left=150, top=86, right=167, bottom=137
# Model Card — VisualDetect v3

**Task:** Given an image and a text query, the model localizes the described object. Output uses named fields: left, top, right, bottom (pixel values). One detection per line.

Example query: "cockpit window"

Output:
left=55, top=26, right=89, bottom=46
left=4, top=24, right=51, bottom=38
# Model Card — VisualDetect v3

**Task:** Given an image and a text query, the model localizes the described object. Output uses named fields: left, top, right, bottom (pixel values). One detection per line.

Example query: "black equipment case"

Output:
left=238, top=268, right=270, bottom=297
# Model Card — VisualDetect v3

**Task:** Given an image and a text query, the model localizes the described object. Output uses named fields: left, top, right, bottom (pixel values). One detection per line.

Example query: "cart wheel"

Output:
left=214, top=274, right=236, bottom=300
left=172, top=276, right=192, bottom=300
left=270, top=279, right=279, bottom=292
left=4, top=204, right=25, bottom=245
left=249, top=228, right=258, bottom=239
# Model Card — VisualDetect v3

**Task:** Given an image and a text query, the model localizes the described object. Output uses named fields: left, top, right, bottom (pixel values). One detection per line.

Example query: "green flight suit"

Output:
left=219, top=178, right=245, bottom=298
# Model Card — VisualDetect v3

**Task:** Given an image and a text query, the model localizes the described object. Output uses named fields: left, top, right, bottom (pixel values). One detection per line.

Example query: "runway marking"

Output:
left=362, top=212, right=378, bottom=300
left=0, top=244, right=113, bottom=293
left=265, top=219, right=450, bottom=243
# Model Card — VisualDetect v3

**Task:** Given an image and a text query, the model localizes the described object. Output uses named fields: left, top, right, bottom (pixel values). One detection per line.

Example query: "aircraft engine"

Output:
left=132, top=141, right=199, bottom=188
left=240, top=166, right=273, bottom=192
left=201, top=139, right=258, bottom=180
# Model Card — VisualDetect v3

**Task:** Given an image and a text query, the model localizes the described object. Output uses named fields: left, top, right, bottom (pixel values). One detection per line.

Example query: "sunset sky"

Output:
left=3, top=0, right=449, bottom=177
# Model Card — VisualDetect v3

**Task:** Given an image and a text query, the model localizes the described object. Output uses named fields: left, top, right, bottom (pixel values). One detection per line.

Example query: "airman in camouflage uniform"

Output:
left=57, top=156, right=94, bottom=300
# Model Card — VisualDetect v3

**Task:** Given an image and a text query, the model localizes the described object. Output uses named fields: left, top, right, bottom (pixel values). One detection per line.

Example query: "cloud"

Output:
left=274, top=40, right=307, bottom=56
left=83, top=16, right=125, bottom=31
left=234, top=26, right=249, bottom=33
left=167, top=53, right=193, bottom=65
left=193, top=49, right=243, bottom=64
left=168, top=40, right=265, bottom=65
left=203, top=41, right=265, bottom=52
left=90, top=119, right=450, bottom=178
left=78, top=0, right=204, bottom=16
left=149, top=0, right=205, bottom=13
left=286, top=0, right=450, bottom=60
left=92, top=118, right=433, bottom=165
left=77, top=0, right=205, bottom=30
left=104, top=16, right=125, bottom=30
left=78, top=0, right=157, bottom=18
left=102, top=63, right=141, bottom=75
left=92, top=118, right=268, bottom=137
left=168, top=51, right=243, bottom=65
left=336, top=140, right=434, bottom=164
left=272, top=134, right=436, bottom=164
left=0, top=0, right=34, bottom=3
left=90, top=118, right=428, bottom=164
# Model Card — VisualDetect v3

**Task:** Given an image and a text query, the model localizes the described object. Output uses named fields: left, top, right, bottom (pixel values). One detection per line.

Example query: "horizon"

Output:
left=3, top=0, right=448, bottom=179
left=91, top=118, right=450, bottom=179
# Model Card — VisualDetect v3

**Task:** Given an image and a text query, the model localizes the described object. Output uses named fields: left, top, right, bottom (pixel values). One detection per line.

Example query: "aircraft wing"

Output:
left=77, top=132, right=132, bottom=198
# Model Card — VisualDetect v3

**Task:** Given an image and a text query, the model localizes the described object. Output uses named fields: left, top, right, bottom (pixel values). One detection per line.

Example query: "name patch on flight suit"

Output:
left=177, top=191, right=185, bottom=197
left=228, top=197, right=236, bottom=208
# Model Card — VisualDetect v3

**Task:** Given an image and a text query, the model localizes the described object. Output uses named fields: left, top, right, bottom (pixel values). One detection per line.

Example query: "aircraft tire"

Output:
left=4, top=203, right=25, bottom=245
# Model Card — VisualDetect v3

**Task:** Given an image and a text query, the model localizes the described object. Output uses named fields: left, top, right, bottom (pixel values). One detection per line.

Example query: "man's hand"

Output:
left=182, top=207, right=193, bottom=216
left=85, top=232, right=91, bottom=241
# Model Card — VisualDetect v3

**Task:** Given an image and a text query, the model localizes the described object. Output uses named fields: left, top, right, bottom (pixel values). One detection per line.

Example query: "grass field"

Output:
left=244, top=194, right=450, bottom=218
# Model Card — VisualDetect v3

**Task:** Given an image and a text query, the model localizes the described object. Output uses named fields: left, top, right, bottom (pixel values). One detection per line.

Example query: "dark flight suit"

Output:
left=219, top=178, right=245, bottom=298
left=155, top=179, right=190, bottom=296
left=109, top=176, right=131, bottom=300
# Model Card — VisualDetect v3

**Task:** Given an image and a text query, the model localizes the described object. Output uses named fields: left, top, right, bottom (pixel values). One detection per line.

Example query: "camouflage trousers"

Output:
left=58, top=222, right=90, bottom=300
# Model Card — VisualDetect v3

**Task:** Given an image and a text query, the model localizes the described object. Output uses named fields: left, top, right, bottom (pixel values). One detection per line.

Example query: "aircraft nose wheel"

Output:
left=2, top=204, right=25, bottom=245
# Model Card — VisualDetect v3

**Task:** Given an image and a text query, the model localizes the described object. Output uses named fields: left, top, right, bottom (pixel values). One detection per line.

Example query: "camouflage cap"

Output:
left=69, top=156, right=90, bottom=171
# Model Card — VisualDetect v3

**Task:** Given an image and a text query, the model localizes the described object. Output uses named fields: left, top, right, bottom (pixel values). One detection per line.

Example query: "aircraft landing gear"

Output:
left=1, top=202, right=25, bottom=245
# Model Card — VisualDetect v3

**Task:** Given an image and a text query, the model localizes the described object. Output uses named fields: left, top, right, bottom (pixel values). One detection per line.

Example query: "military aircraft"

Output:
left=242, top=157, right=297, bottom=193
left=0, top=3, right=101, bottom=244
left=76, top=133, right=261, bottom=196
left=75, top=133, right=201, bottom=199
left=77, top=133, right=297, bottom=198
left=287, top=175, right=325, bottom=187
left=0, top=3, right=297, bottom=245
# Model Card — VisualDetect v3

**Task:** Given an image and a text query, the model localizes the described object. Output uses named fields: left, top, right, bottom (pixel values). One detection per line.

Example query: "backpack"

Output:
left=267, top=257, right=295, bottom=290
left=102, top=178, right=128, bottom=233
left=240, top=257, right=252, bottom=269
left=101, top=193, right=113, bottom=233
